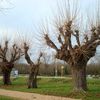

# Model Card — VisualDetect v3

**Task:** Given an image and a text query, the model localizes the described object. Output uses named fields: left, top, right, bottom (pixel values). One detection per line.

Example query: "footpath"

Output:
left=0, top=89, right=81, bottom=100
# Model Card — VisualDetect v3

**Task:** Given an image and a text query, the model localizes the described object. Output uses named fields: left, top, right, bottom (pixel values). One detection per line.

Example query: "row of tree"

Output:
left=0, top=39, right=43, bottom=88
left=0, top=0, right=100, bottom=92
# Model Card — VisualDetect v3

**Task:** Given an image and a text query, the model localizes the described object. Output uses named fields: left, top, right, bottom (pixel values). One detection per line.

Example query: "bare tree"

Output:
left=43, top=0, right=100, bottom=92
left=42, top=52, right=51, bottom=75
left=23, top=43, right=42, bottom=88
left=0, top=39, right=24, bottom=85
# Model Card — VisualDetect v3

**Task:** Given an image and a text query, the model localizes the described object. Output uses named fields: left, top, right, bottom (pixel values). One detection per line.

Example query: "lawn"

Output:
left=0, top=95, right=18, bottom=100
left=0, top=76, right=100, bottom=100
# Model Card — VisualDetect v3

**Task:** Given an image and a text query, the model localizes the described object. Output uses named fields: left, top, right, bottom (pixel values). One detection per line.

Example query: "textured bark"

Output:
left=3, top=71, right=12, bottom=85
left=28, top=71, right=38, bottom=88
left=1, top=63, right=14, bottom=85
left=32, top=76, right=37, bottom=88
left=71, top=66, right=87, bottom=91
left=24, top=43, right=42, bottom=88
left=28, top=66, right=39, bottom=88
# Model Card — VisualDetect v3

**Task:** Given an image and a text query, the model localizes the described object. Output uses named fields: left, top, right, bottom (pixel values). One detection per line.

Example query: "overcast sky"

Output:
left=0, top=0, right=97, bottom=35
left=0, top=0, right=99, bottom=63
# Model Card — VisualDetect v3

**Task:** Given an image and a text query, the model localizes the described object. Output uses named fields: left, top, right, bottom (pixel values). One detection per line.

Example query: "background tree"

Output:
left=0, top=39, right=24, bottom=85
left=42, top=52, right=51, bottom=75
left=23, top=43, right=42, bottom=88
left=43, top=0, right=100, bottom=92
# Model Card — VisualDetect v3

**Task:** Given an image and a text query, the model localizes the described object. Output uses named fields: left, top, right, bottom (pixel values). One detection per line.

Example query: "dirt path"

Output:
left=0, top=89, right=81, bottom=100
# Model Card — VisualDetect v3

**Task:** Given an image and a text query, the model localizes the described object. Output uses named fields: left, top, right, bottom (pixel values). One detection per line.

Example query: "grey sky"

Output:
left=0, top=0, right=97, bottom=35
left=0, top=0, right=99, bottom=63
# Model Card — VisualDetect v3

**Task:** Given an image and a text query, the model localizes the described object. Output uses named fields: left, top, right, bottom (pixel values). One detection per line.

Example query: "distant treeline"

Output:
left=14, top=63, right=71, bottom=76
left=87, top=64, right=100, bottom=75
left=0, top=63, right=100, bottom=76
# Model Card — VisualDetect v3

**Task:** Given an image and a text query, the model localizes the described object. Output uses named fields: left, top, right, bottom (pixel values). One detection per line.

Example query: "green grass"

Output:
left=0, top=77, right=100, bottom=100
left=0, top=95, right=18, bottom=100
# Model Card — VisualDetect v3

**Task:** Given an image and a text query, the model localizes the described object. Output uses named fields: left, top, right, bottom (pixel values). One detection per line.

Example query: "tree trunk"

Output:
left=3, top=71, right=11, bottom=85
left=32, top=76, right=37, bottom=88
left=28, top=73, right=37, bottom=88
left=71, top=66, right=87, bottom=91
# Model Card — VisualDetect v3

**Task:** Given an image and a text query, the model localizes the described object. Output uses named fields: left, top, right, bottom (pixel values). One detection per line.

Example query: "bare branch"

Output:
left=37, top=52, right=43, bottom=65
left=10, top=44, right=24, bottom=62
left=58, top=34, right=63, bottom=45
left=73, top=30, right=80, bottom=46
left=24, top=42, right=34, bottom=65
left=44, top=34, right=58, bottom=51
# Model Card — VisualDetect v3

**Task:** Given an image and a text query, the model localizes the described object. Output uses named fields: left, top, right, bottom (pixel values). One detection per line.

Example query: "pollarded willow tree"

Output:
left=23, top=43, right=42, bottom=88
left=0, top=39, right=24, bottom=85
left=43, top=0, right=100, bottom=91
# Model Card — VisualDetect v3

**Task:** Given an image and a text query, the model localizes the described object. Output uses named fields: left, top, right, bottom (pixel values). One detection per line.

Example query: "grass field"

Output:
left=0, top=77, right=100, bottom=100
left=0, top=95, right=18, bottom=100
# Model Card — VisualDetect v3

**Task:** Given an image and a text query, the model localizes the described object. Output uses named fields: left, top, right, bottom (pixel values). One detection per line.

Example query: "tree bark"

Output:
left=32, top=76, right=37, bottom=88
left=71, top=66, right=87, bottom=91
left=3, top=71, right=12, bottom=85
left=28, top=73, right=37, bottom=88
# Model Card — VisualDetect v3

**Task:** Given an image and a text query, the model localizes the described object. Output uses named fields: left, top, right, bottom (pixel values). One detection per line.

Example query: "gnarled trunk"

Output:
left=2, top=63, right=14, bottom=85
left=28, top=72, right=38, bottom=88
left=71, top=66, right=87, bottom=91
left=32, top=76, right=37, bottom=88
left=24, top=44, right=42, bottom=89
left=3, top=71, right=12, bottom=85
